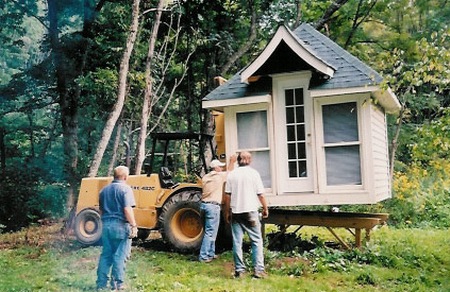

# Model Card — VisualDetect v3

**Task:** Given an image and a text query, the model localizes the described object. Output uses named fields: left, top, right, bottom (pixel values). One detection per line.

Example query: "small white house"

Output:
left=202, top=24, right=401, bottom=207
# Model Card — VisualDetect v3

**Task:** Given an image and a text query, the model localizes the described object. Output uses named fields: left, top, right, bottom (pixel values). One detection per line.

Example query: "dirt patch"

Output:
left=272, top=256, right=310, bottom=269
left=0, top=221, right=64, bottom=249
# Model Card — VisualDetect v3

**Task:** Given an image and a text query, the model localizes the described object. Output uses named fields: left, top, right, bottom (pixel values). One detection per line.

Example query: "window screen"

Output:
left=322, top=102, right=361, bottom=186
left=236, top=111, right=271, bottom=187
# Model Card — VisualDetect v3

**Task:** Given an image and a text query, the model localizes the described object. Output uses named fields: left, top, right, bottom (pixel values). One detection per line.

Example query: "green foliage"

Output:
left=356, top=271, right=377, bottom=286
left=377, top=28, right=449, bottom=124
left=410, top=109, right=450, bottom=164
left=0, top=1, right=45, bottom=86
left=0, top=164, right=60, bottom=231
left=340, top=157, right=450, bottom=229
left=385, top=110, right=450, bottom=228
left=389, top=159, right=450, bottom=228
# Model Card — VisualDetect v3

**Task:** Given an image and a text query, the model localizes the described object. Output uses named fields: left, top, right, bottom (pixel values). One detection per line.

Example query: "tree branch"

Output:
left=314, top=0, right=350, bottom=31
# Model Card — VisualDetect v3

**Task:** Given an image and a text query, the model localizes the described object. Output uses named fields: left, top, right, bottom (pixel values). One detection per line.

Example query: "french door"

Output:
left=274, top=74, right=314, bottom=193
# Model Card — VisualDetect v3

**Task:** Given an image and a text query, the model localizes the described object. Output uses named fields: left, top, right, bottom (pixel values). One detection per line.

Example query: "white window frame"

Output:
left=314, top=94, right=367, bottom=193
left=224, top=103, right=273, bottom=193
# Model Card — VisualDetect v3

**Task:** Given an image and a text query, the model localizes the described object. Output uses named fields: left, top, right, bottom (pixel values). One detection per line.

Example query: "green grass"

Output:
left=1, top=224, right=449, bottom=291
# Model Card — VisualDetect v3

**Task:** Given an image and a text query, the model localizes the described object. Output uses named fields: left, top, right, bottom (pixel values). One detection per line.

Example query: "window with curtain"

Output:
left=322, top=102, right=361, bottom=185
left=236, top=111, right=271, bottom=187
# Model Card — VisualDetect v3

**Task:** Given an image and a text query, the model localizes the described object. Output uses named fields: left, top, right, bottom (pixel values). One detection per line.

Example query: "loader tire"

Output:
left=158, top=189, right=203, bottom=253
left=74, top=208, right=102, bottom=246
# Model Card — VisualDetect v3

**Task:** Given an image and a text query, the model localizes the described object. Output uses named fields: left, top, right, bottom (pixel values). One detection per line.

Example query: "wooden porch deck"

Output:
left=262, top=209, right=389, bottom=249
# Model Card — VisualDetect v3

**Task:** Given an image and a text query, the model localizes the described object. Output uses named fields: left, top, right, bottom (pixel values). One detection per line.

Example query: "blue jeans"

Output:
left=96, top=219, right=130, bottom=289
left=199, top=202, right=221, bottom=261
left=231, top=211, right=265, bottom=273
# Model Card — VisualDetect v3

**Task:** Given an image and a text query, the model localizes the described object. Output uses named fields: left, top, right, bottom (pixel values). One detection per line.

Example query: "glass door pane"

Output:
left=285, top=88, right=307, bottom=178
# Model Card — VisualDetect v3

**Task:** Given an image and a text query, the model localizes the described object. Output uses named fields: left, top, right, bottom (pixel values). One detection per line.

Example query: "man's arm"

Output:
left=124, top=206, right=136, bottom=225
left=258, top=194, right=269, bottom=218
left=227, top=154, right=237, bottom=172
left=223, top=193, right=231, bottom=224
left=124, top=206, right=138, bottom=238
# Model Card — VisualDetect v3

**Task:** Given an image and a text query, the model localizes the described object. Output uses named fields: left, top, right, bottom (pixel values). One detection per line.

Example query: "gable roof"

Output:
left=241, top=25, right=335, bottom=82
left=203, top=23, right=401, bottom=114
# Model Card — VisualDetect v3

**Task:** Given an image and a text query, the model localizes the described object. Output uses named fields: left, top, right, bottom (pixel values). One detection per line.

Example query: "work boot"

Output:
left=233, top=270, right=246, bottom=279
left=253, top=270, right=268, bottom=279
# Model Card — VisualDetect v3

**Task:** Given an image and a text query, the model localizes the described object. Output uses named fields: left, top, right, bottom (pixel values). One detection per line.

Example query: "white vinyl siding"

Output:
left=370, top=104, right=391, bottom=200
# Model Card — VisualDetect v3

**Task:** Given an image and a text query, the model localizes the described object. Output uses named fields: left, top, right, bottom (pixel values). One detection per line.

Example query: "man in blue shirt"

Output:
left=96, top=166, right=137, bottom=291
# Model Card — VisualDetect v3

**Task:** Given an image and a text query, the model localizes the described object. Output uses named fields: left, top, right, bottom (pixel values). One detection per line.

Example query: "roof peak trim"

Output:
left=241, top=25, right=335, bottom=83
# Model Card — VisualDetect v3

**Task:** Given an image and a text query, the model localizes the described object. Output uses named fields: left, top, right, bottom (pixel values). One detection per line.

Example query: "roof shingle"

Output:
left=203, top=23, right=384, bottom=102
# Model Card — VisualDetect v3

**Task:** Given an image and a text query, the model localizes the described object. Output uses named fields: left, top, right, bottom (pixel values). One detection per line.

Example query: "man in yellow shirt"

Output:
left=198, top=155, right=236, bottom=262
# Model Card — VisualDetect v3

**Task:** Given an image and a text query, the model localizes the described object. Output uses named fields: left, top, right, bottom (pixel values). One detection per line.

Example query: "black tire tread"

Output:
left=158, top=189, right=202, bottom=252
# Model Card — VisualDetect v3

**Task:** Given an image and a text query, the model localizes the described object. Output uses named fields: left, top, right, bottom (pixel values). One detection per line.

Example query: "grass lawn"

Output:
left=0, top=224, right=449, bottom=291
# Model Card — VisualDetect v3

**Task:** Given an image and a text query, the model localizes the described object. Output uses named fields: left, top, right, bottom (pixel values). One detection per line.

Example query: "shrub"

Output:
left=0, top=164, right=67, bottom=232
left=389, top=159, right=450, bottom=228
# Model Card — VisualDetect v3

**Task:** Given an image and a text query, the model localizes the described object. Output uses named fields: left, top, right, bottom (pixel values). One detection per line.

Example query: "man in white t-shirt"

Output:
left=224, top=151, right=269, bottom=279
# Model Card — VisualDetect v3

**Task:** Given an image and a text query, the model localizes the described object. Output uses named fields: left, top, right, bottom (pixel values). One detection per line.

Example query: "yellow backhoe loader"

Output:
left=73, top=132, right=217, bottom=252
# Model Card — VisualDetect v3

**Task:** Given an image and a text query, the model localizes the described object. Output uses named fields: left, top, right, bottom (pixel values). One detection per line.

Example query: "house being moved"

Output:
left=202, top=23, right=401, bottom=207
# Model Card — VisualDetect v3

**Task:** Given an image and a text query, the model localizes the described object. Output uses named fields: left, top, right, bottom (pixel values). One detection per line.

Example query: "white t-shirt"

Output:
left=225, top=166, right=265, bottom=213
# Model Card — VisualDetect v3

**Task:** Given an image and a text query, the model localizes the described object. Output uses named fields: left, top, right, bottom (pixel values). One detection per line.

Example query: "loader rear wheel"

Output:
left=74, top=209, right=102, bottom=246
left=158, top=189, right=203, bottom=252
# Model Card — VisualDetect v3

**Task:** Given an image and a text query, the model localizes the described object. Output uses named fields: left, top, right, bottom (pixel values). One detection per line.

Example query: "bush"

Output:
left=0, top=164, right=67, bottom=232
left=388, top=159, right=450, bottom=228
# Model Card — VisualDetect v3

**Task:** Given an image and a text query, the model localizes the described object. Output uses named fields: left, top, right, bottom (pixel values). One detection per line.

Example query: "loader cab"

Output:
left=146, top=132, right=215, bottom=179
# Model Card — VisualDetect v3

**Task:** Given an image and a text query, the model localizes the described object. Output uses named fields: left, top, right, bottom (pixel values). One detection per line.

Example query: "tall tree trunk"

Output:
left=294, top=0, right=302, bottom=28
left=48, top=0, right=106, bottom=211
left=39, top=110, right=59, bottom=159
left=107, top=120, right=123, bottom=176
left=88, top=0, right=141, bottom=177
left=0, top=127, right=5, bottom=176
left=27, top=111, right=35, bottom=158
left=47, top=0, right=79, bottom=210
left=134, top=0, right=165, bottom=175
left=219, top=0, right=258, bottom=76
left=390, top=107, right=404, bottom=182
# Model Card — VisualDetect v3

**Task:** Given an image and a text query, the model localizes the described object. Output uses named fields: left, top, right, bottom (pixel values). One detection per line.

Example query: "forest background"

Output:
left=0, top=0, right=449, bottom=233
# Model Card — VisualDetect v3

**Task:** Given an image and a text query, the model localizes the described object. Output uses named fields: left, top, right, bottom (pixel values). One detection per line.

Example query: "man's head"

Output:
left=114, top=166, right=130, bottom=180
left=210, top=159, right=226, bottom=171
left=237, top=151, right=252, bottom=166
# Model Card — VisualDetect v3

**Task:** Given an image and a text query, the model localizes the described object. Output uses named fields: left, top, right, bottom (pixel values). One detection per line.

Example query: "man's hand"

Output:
left=129, top=226, right=138, bottom=238
left=258, top=195, right=269, bottom=219
left=261, top=208, right=269, bottom=219
left=224, top=210, right=231, bottom=225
